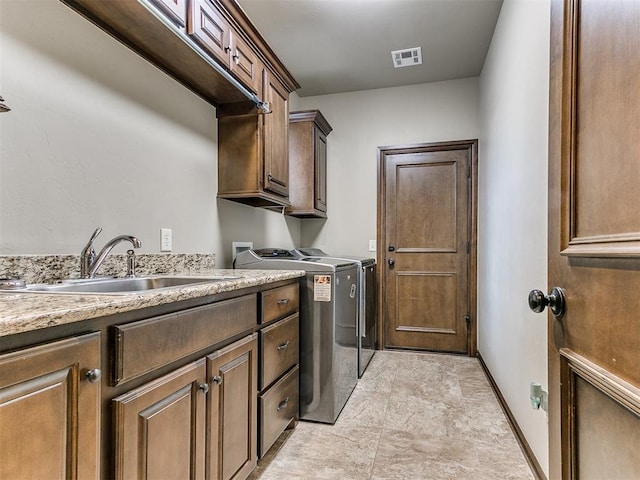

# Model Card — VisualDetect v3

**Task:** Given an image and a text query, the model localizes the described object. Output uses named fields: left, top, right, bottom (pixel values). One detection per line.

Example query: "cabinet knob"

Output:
left=277, top=298, right=290, bottom=305
left=212, top=375, right=223, bottom=385
left=85, top=368, right=102, bottom=383
left=198, top=383, right=209, bottom=394
left=277, top=397, right=290, bottom=412
left=277, top=340, right=290, bottom=351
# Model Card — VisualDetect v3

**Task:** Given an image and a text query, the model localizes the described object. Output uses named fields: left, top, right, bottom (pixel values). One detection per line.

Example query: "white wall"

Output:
left=291, top=78, right=480, bottom=257
left=0, top=0, right=300, bottom=267
left=478, top=0, right=550, bottom=474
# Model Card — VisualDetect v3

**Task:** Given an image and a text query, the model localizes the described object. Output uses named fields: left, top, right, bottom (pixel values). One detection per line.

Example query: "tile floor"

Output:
left=249, top=350, right=535, bottom=480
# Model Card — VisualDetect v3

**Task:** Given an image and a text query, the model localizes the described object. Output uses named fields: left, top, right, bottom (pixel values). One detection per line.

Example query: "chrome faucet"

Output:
left=80, top=227, right=142, bottom=278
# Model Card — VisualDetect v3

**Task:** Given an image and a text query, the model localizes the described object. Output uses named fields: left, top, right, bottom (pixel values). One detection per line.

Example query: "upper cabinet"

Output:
left=217, top=68, right=292, bottom=208
left=286, top=110, right=333, bottom=218
left=61, top=0, right=298, bottom=106
left=187, top=0, right=261, bottom=94
left=62, top=0, right=299, bottom=210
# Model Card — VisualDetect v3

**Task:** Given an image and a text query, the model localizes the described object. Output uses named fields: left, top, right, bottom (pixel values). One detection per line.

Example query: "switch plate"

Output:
left=160, top=228, right=172, bottom=252
left=368, top=239, right=376, bottom=252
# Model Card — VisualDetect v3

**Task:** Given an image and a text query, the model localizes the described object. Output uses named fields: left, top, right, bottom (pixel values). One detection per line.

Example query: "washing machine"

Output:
left=234, top=248, right=359, bottom=424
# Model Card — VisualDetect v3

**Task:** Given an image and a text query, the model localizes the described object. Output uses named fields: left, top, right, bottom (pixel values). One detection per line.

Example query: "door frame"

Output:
left=376, top=139, right=479, bottom=355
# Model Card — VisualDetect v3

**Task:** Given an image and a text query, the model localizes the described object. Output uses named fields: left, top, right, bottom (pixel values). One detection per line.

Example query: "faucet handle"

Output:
left=83, top=227, right=103, bottom=253
left=80, top=227, right=103, bottom=278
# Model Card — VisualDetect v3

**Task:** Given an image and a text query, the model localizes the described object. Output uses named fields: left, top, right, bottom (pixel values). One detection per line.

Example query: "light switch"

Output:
left=368, top=239, right=376, bottom=252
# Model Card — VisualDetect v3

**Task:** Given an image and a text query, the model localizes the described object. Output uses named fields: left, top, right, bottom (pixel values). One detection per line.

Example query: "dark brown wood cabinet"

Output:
left=257, top=285, right=300, bottom=458
left=0, top=278, right=301, bottom=479
left=61, top=0, right=298, bottom=106
left=286, top=110, right=333, bottom=218
left=207, top=334, right=258, bottom=480
left=112, top=360, right=207, bottom=480
left=217, top=68, right=293, bottom=209
left=0, top=332, right=101, bottom=480
left=187, top=0, right=260, bottom=95
left=152, top=0, right=188, bottom=28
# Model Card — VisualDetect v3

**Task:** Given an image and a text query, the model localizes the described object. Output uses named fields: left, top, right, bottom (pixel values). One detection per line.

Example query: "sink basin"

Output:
left=21, top=275, right=240, bottom=295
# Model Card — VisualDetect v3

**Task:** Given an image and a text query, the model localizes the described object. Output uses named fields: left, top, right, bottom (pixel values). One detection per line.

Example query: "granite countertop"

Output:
left=0, top=269, right=305, bottom=338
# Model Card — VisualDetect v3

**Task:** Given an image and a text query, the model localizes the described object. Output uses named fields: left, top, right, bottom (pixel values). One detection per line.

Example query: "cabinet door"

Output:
left=150, top=0, right=187, bottom=28
left=229, top=30, right=260, bottom=94
left=314, top=127, right=328, bottom=212
left=262, top=69, right=290, bottom=197
left=188, top=0, right=231, bottom=67
left=207, top=334, right=257, bottom=480
left=0, top=333, right=101, bottom=480
left=113, top=360, right=207, bottom=480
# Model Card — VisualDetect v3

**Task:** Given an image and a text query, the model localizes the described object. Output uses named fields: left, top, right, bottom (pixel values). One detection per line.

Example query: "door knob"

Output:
left=528, top=287, right=566, bottom=317
left=388, top=259, right=395, bottom=267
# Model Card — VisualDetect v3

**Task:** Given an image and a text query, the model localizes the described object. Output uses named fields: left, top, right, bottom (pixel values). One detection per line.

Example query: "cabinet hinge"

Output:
left=466, top=241, right=470, bottom=254
left=465, top=315, right=471, bottom=328
left=467, top=164, right=471, bottom=178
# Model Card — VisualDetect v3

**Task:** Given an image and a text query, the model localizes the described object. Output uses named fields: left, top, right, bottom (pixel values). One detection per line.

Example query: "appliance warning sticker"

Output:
left=314, top=275, right=332, bottom=302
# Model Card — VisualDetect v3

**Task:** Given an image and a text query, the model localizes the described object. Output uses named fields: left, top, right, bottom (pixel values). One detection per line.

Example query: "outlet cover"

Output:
left=368, top=240, right=376, bottom=252
left=160, top=228, right=172, bottom=252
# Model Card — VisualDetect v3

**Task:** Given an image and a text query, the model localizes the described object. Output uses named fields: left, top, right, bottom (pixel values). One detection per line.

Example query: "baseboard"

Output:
left=477, top=353, right=547, bottom=480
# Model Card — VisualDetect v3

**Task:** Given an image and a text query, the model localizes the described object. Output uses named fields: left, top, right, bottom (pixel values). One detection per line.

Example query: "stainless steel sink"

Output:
left=20, top=275, right=240, bottom=295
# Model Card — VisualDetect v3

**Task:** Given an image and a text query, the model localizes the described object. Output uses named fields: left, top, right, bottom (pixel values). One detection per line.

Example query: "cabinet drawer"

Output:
left=261, top=283, right=299, bottom=324
left=113, top=294, right=257, bottom=385
left=259, top=314, right=299, bottom=390
left=259, top=365, right=298, bottom=458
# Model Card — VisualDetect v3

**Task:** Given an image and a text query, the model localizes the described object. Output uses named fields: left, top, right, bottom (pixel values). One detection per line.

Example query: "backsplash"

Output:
left=0, top=254, right=216, bottom=284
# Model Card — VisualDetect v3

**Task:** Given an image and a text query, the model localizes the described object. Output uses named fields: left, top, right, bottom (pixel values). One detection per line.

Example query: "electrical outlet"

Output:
left=160, top=228, right=172, bottom=252
left=368, top=239, right=376, bottom=252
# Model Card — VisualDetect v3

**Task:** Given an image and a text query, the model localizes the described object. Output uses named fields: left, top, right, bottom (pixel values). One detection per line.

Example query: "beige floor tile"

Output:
left=251, top=351, right=534, bottom=480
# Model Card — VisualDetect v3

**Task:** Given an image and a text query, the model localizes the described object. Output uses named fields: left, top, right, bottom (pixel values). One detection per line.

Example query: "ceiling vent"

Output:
left=391, top=47, right=422, bottom=68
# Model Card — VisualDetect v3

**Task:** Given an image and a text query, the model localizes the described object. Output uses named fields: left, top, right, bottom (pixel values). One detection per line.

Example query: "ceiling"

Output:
left=236, top=0, right=503, bottom=97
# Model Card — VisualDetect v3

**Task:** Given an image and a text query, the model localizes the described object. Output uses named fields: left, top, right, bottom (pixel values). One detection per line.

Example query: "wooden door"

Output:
left=546, top=1, right=640, bottom=478
left=378, top=140, right=477, bottom=354
left=206, top=334, right=257, bottom=480
left=262, top=69, right=290, bottom=197
left=0, top=333, right=101, bottom=480
left=112, top=360, right=207, bottom=480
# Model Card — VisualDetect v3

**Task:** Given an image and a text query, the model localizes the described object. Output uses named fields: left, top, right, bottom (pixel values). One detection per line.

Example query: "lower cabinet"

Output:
left=259, top=365, right=299, bottom=457
left=0, top=332, right=101, bottom=480
left=207, top=334, right=258, bottom=480
left=112, top=359, right=207, bottom=480
left=257, top=311, right=300, bottom=458
left=112, top=334, right=258, bottom=480
left=1, top=279, right=300, bottom=479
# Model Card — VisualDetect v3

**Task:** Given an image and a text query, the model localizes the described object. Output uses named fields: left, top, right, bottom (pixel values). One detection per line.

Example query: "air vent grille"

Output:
left=391, top=47, right=422, bottom=68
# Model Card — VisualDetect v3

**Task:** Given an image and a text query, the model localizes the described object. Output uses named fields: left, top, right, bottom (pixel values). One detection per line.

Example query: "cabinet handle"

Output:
left=85, top=368, right=102, bottom=383
left=277, top=397, right=290, bottom=412
left=277, top=298, right=290, bottom=305
left=233, top=50, right=241, bottom=63
left=212, top=375, right=223, bottom=385
left=277, top=340, right=290, bottom=351
left=198, top=383, right=209, bottom=394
